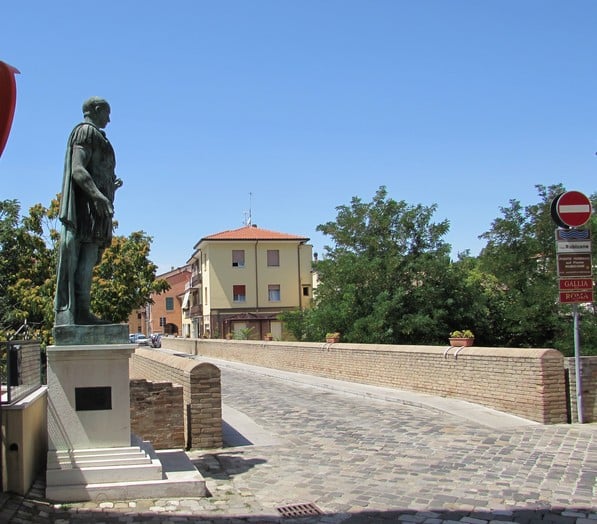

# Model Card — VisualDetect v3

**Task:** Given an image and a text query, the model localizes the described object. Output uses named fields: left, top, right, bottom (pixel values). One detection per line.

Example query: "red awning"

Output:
left=0, top=61, right=20, bottom=157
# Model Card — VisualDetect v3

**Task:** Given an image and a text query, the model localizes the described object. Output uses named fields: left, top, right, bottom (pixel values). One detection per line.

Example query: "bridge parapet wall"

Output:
left=130, top=348, right=222, bottom=449
left=162, top=338, right=569, bottom=424
left=564, top=357, right=597, bottom=423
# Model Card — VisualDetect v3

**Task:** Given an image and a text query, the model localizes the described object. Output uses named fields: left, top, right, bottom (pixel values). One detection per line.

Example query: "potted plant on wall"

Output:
left=326, top=332, right=341, bottom=343
left=449, top=330, right=475, bottom=347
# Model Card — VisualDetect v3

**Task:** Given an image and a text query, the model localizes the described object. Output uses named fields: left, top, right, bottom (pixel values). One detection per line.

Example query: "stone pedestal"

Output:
left=47, top=343, right=133, bottom=450
left=46, top=325, right=206, bottom=502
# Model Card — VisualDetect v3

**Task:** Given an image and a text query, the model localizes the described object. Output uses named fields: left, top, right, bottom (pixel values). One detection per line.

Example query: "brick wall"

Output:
left=162, top=338, right=571, bottom=424
left=130, top=348, right=222, bottom=449
left=130, top=379, right=184, bottom=449
left=146, top=268, right=190, bottom=336
left=564, top=357, right=597, bottom=423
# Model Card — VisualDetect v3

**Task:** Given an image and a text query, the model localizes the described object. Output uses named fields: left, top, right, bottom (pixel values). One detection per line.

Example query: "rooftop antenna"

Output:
left=243, top=192, right=253, bottom=226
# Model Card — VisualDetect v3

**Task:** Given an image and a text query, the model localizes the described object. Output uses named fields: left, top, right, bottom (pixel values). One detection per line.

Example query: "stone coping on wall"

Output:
left=129, top=347, right=223, bottom=448
left=162, top=336, right=562, bottom=359
left=131, top=347, right=217, bottom=378
left=2, top=386, right=47, bottom=409
left=159, top=337, right=569, bottom=424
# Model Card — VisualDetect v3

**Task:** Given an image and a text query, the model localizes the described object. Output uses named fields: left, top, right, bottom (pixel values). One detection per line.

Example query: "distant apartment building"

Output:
left=127, top=265, right=191, bottom=336
left=128, top=306, right=147, bottom=336
left=183, top=224, right=313, bottom=340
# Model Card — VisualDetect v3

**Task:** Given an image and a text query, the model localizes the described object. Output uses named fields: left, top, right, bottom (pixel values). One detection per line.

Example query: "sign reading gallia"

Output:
left=559, top=278, right=593, bottom=290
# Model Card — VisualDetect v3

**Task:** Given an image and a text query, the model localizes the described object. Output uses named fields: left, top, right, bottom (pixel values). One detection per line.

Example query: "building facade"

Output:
left=184, top=225, right=313, bottom=340
left=127, top=265, right=191, bottom=336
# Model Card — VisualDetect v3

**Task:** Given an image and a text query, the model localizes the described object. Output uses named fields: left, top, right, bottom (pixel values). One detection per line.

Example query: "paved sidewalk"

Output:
left=2, top=356, right=596, bottom=523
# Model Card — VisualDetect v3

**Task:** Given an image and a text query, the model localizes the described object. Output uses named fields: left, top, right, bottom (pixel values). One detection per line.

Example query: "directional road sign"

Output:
left=559, top=290, right=594, bottom=304
left=557, top=254, right=592, bottom=277
left=556, top=229, right=591, bottom=241
left=559, top=278, right=593, bottom=291
left=557, top=240, right=591, bottom=253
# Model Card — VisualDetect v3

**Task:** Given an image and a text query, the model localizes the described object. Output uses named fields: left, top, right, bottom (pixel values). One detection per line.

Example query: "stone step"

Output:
left=48, top=448, right=151, bottom=469
left=45, top=449, right=207, bottom=502
left=45, top=474, right=207, bottom=503
left=48, top=454, right=152, bottom=469
left=46, top=459, right=162, bottom=485
left=49, top=446, right=144, bottom=459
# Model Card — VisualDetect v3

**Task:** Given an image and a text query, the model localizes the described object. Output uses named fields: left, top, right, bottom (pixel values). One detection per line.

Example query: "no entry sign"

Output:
left=0, top=61, right=20, bottom=157
left=552, top=191, right=593, bottom=228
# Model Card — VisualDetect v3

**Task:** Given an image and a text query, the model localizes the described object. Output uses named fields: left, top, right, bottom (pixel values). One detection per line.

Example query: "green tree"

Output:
left=0, top=200, right=57, bottom=343
left=452, top=252, right=511, bottom=347
left=0, top=198, right=169, bottom=343
left=92, top=231, right=170, bottom=322
left=478, top=184, right=597, bottom=354
left=308, top=186, right=478, bottom=344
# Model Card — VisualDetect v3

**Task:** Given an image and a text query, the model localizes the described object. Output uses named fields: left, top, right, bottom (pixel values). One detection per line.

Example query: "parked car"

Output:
left=129, top=333, right=150, bottom=346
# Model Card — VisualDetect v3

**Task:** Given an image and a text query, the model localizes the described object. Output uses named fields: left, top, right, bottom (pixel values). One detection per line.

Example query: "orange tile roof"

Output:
left=197, top=225, right=309, bottom=245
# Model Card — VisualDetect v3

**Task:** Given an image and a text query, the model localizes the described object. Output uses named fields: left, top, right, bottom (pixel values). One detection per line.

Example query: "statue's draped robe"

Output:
left=54, top=122, right=116, bottom=322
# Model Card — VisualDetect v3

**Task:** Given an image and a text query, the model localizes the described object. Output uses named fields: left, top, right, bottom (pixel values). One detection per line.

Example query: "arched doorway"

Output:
left=164, top=323, right=179, bottom=336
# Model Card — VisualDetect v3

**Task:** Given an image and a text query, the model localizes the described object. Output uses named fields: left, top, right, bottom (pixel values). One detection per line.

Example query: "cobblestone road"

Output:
left=2, top=358, right=596, bottom=523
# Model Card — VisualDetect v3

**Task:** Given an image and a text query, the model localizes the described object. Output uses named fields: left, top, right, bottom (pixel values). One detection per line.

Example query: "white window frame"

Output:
left=268, top=284, right=281, bottom=302
left=232, top=250, right=245, bottom=268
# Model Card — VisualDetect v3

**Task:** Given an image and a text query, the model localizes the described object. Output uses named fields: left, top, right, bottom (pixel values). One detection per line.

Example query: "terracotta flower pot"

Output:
left=449, top=337, right=474, bottom=347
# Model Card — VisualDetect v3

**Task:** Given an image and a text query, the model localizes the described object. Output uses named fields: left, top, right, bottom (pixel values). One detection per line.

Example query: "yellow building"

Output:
left=184, top=225, right=313, bottom=340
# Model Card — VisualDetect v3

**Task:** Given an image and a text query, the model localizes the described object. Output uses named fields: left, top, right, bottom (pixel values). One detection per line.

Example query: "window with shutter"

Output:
left=267, top=249, right=279, bottom=267
left=232, top=250, right=245, bottom=267
left=233, top=285, right=246, bottom=302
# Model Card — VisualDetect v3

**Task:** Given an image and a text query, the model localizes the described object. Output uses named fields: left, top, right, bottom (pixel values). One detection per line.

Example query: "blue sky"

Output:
left=1, top=1, right=596, bottom=273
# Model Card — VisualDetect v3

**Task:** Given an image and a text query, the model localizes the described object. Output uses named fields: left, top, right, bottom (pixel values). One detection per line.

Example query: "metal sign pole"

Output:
left=573, top=304, right=583, bottom=423
left=551, top=192, right=592, bottom=425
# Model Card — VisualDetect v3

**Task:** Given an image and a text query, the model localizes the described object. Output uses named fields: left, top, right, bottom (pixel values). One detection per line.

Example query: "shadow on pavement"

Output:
left=192, top=451, right=266, bottom=481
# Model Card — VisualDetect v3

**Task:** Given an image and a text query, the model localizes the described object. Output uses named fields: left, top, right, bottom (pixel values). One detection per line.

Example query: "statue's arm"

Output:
left=71, top=145, right=113, bottom=218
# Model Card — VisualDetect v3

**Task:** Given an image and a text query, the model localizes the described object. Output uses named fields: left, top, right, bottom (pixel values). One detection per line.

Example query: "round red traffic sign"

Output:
left=555, top=191, right=592, bottom=228
left=0, top=61, right=20, bottom=157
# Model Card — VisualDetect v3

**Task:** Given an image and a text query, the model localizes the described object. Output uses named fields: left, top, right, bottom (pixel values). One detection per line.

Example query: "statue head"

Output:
left=82, top=97, right=111, bottom=128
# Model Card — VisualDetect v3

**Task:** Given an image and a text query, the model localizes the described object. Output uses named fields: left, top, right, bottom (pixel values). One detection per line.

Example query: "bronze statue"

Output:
left=54, top=97, right=122, bottom=326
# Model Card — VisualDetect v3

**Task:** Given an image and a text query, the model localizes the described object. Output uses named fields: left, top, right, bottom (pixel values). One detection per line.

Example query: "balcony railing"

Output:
left=189, top=305, right=202, bottom=317
left=1, top=340, right=42, bottom=404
